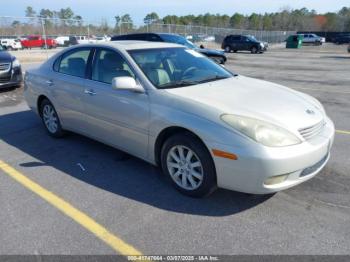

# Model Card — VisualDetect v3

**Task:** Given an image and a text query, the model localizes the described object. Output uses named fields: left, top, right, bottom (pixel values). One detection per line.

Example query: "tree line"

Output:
left=9, top=6, right=350, bottom=33
left=144, top=7, right=350, bottom=31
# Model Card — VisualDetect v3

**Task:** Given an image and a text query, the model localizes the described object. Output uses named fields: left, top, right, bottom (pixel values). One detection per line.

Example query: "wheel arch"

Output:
left=154, top=126, right=212, bottom=167
left=37, top=95, right=50, bottom=117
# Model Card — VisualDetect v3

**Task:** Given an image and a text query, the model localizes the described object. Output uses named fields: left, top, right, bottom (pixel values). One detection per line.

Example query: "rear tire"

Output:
left=161, top=133, right=217, bottom=197
left=224, top=45, right=231, bottom=53
left=40, top=99, right=65, bottom=138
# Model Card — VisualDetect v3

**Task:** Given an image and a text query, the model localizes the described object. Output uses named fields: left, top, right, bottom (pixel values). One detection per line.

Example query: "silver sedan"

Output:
left=24, top=41, right=334, bottom=197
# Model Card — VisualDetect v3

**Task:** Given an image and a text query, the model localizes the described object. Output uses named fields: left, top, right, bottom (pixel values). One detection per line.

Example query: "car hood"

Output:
left=195, top=48, right=225, bottom=56
left=165, top=75, right=324, bottom=131
left=0, top=50, right=13, bottom=62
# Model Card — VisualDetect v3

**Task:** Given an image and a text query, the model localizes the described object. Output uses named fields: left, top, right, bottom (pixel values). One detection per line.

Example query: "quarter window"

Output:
left=58, top=49, right=91, bottom=78
left=92, top=49, right=134, bottom=84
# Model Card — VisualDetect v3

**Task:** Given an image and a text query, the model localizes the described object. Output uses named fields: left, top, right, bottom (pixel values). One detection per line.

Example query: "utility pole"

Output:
left=40, top=17, right=49, bottom=59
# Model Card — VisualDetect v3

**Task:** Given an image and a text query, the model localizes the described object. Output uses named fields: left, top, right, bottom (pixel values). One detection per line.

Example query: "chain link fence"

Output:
left=143, top=24, right=295, bottom=48
left=0, top=16, right=295, bottom=50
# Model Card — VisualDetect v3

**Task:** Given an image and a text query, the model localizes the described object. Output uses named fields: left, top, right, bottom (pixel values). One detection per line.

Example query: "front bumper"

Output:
left=209, top=116, right=335, bottom=194
left=0, top=66, right=22, bottom=88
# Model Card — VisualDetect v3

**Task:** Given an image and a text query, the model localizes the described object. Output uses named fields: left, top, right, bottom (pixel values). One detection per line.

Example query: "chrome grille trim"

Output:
left=298, top=120, right=326, bottom=140
left=0, top=63, right=11, bottom=72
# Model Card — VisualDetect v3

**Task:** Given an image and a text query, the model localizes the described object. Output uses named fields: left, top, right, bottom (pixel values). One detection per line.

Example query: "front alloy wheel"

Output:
left=167, top=145, right=203, bottom=191
left=161, top=133, right=217, bottom=197
left=251, top=46, right=258, bottom=54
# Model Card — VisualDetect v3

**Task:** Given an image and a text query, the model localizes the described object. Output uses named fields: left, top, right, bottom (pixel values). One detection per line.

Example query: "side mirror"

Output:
left=200, top=44, right=204, bottom=49
left=112, top=76, right=144, bottom=93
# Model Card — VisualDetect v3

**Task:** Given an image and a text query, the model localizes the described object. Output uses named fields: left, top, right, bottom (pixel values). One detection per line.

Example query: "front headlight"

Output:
left=12, top=58, right=21, bottom=68
left=221, top=114, right=301, bottom=147
left=260, top=42, right=264, bottom=47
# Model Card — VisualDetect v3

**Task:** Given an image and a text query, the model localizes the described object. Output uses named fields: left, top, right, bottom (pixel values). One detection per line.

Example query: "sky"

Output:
left=1, top=0, right=349, bottom=25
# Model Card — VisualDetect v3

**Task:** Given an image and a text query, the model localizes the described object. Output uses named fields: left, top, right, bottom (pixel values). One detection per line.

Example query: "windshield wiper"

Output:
left=158, top=75, right=230, bottom=89
left=158, top=80, right=198, bottom=89
left=196, top=75, right=229, bottom=84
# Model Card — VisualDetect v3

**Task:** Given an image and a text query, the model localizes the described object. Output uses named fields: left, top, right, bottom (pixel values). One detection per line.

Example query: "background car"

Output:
left=221, top=34, right=267, bottom=53
left=0, top=44, right=22, bottom=89
left=333, top=34, right=350, bottom=44
left=55, top=36, right=70, bottom=46
left=0, top=38, right=22, bottom=50
left=301, top=33, right=323, bottom=45
left=21, top=35, right=57, bottom=49
left=111, top=33, right=227, bottom=64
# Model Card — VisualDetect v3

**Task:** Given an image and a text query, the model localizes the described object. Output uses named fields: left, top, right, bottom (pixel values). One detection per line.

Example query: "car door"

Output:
left=230, top=36, right=240, bottom=50
left=82, top=48, right=150, bottom=159
left=49, top=47, right=92, bottom=132
left=240, top=36, right=250, bottom=50
left=304, top=34, right=311, bottom=43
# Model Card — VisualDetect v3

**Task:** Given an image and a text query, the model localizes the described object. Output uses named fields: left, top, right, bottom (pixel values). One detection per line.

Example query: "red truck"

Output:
left=21, top=35, right=57, bottom=49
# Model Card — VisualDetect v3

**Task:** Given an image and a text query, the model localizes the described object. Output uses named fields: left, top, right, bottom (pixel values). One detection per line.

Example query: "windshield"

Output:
left=160, top=34, right=197, bottom=49
left=128, top=47, right=234, bottom=89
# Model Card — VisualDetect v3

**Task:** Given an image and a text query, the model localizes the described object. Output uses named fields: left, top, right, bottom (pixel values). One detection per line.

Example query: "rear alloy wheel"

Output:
left=251, top=46, right=258, bottom=54
left=161, top=133, right=217, bottom=197
left=40, top=99, right=65, bottom=138
left=224, top=45, right=231, bottom=53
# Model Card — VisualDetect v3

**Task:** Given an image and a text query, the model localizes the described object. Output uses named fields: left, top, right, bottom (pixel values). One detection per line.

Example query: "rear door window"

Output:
left=57, top=48, right=91, bottom=78
left=231, top=36, right=241, bottom=41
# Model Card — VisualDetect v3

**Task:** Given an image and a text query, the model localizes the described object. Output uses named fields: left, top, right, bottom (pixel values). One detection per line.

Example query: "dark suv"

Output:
left=111, top=33, right=227, bottom=64
left=333, top=34, right=350, bottom=44
left=222, top=35, right=267, bottom=54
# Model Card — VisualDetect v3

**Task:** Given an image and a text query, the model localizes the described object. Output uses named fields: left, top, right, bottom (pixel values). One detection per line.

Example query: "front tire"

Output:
left=40, top=99, right=65, bottom=138
left=224, top=45, right=231, bottom=53
left=251, top=46, right=258, bottom=54
left=161, top=133, right=217, bottom=197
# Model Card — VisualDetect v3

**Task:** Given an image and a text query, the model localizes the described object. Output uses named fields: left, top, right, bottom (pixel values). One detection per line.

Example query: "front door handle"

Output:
left=84, top=89, right=97, bottom=96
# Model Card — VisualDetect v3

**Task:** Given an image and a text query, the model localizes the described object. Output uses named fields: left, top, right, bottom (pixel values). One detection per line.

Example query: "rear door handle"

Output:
left=84, top=89, right=97, bottom=96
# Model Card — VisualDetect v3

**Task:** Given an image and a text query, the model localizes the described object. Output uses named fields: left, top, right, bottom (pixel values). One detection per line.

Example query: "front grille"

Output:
left=300, top=153, right=329, bottom=177
left=298, top=120, right=326, bottom=140
left=0, top=76, right=11, bottom=83
left=0, top=63, right=11, bottom=71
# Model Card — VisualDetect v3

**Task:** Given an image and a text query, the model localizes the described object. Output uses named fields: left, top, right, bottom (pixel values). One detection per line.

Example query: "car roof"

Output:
left=78, top=41, right=182, bottom=50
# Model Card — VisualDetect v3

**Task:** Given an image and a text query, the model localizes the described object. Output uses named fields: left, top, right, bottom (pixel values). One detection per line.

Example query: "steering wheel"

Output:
left=182, top=67, right=197, bottom=79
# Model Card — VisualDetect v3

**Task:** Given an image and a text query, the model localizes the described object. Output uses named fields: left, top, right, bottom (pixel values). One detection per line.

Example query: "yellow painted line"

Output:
left=0, top=160, right=142, bottom=256
left=336, top=129, right=350, bottom=135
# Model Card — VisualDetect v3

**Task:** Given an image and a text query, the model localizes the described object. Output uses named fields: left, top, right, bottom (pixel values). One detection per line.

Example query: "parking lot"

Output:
left=0, top=43, right=349, bottom=255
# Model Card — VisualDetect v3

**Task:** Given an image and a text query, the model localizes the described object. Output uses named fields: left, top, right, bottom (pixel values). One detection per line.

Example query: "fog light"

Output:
left=264, top=174, right=288, bottom=185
